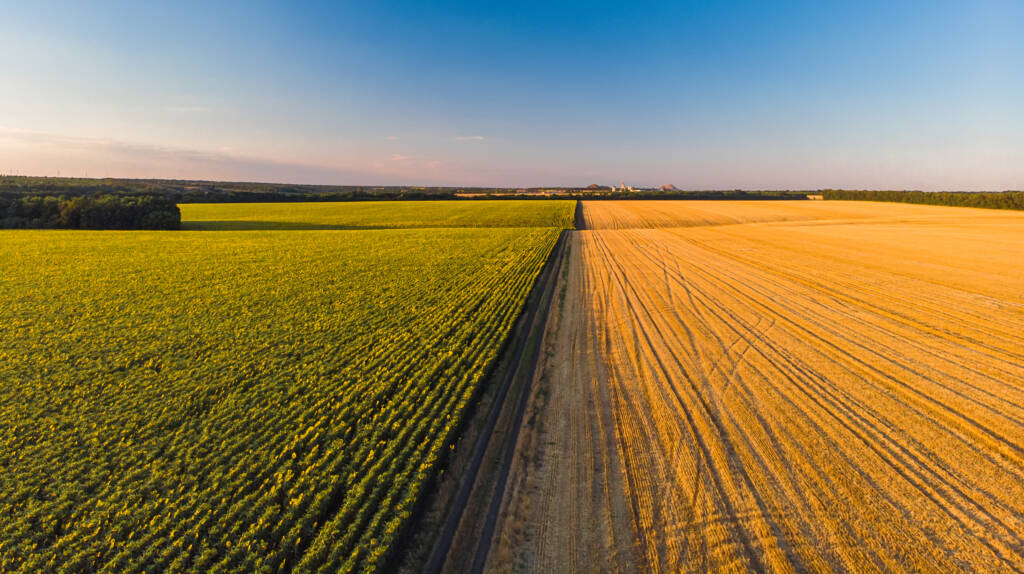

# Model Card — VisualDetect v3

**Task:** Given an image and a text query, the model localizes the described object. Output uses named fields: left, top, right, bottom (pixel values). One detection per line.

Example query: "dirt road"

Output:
left=488, top=201, right=1024, bottom=572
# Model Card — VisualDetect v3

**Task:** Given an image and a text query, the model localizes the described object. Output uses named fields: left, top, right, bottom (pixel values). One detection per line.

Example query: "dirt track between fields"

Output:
left=428, top=232, right=569, bottom=574
left=487, top=201, right=1024, bottom=572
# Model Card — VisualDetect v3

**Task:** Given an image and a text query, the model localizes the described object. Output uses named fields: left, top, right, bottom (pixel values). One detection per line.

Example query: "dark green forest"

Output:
left=0, top=194, right=180, bottom=230
left=0, top=176, right=462, bottom=203
left=0, top=176, right=810, bottom=203
left=822, top=189, right=1024, bottom=210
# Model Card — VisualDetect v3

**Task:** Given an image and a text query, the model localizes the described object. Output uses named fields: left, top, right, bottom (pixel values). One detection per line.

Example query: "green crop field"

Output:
left=180, top=200, right=575, bottom=230
left=0, top=201, right=570, bottom=573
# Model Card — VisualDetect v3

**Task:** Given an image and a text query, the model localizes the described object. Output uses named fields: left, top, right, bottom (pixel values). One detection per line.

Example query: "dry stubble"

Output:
left=489, top=200, right=1024, bottom=573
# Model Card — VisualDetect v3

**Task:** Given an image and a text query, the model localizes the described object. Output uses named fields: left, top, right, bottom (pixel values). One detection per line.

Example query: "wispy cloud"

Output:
left=164, top=106, right=212, bottom=113
left=0, top=125, right=376, bottom=183
left=455, top=135, right=485, bottom=141
left=0, top=126, right=520, bottom=187
left=385, top=135, right=400, bottom=140
left=0, top=126, right=210, bottom=159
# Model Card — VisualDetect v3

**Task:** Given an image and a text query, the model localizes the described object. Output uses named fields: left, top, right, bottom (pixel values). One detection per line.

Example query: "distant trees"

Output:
left=0, top=176, right=461, bottom=203
left=562, top=189, right=808, bottom=201
left=0, top=176, right=826, bottom=204
left=822, top=189, right=1024, bottom=211
left=0, top=194, right=181, bottom=229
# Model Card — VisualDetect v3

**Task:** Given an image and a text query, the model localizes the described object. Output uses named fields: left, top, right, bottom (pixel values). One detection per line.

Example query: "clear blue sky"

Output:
left=1, top=0, right=1021, bottom=189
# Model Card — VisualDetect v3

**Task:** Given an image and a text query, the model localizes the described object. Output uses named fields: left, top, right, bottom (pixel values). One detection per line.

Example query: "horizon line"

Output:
left=0, top=174, right=1020, bottom=194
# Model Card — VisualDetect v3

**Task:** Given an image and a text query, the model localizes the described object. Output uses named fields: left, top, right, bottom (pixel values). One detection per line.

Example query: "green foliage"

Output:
left=0, top=175, right=813, bottom=205
left=822, top=189, right=1024, bottom=210
left=0, top=220, right=562, bottom=571
left=180, top=200, right=576, bottom=230
left=0, top=176, right=463, bottom=202
left=0, top=194, right=181, bottom=229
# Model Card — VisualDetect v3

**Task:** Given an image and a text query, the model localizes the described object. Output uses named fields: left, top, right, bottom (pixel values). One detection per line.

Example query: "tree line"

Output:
left=560, top=189, right=808, bottom=201
left=0, top=194, right=181, bottom=229
left=822, top=189, right=1024, bottom=210
left=0, top=176, right=815, bottom=204
left=0, top=176, right=463, bottom=203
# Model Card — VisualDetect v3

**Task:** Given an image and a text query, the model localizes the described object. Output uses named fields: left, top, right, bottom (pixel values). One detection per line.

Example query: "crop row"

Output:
left=0, top=226, right=561, bottom=572
left=179, top=200, right=576, bottom=230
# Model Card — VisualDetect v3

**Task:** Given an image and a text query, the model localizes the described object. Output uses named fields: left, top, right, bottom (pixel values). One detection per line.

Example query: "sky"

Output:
left=1, top=0, right=1022, bottom=189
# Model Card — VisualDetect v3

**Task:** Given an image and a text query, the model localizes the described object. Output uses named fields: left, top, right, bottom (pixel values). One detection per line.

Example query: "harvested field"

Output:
left=489, top=200, right=1024, bottom=572
left=578, top=199, right=1022, bottom=230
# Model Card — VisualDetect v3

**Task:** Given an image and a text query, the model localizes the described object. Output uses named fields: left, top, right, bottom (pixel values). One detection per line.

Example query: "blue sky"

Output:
left=1, top=0, right=1021, bottom=189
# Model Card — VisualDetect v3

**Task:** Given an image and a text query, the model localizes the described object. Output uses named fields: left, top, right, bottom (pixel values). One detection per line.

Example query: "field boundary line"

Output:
left=574, top=200, right=586, bottom=230
left=423, top=230, right=569, bottom=573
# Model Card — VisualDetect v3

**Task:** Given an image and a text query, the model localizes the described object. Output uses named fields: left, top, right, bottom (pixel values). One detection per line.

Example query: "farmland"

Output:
left=575, top=198, right=1024, bottom=229
left=179, top=200, right=575, bottom=230
left=6, top=197, right=1024, bottom=573
left=0, top=201, right=570, bottom=572
left=490, top=200, right=1024, bottom=572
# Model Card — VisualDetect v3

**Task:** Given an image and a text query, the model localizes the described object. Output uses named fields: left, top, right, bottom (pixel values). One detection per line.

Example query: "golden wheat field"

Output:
left=490, top=200, right=1024, bottom=572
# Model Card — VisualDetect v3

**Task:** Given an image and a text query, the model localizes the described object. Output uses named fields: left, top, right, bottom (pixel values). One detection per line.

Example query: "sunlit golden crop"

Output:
left=494, top=200, right=1024, bottom=572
